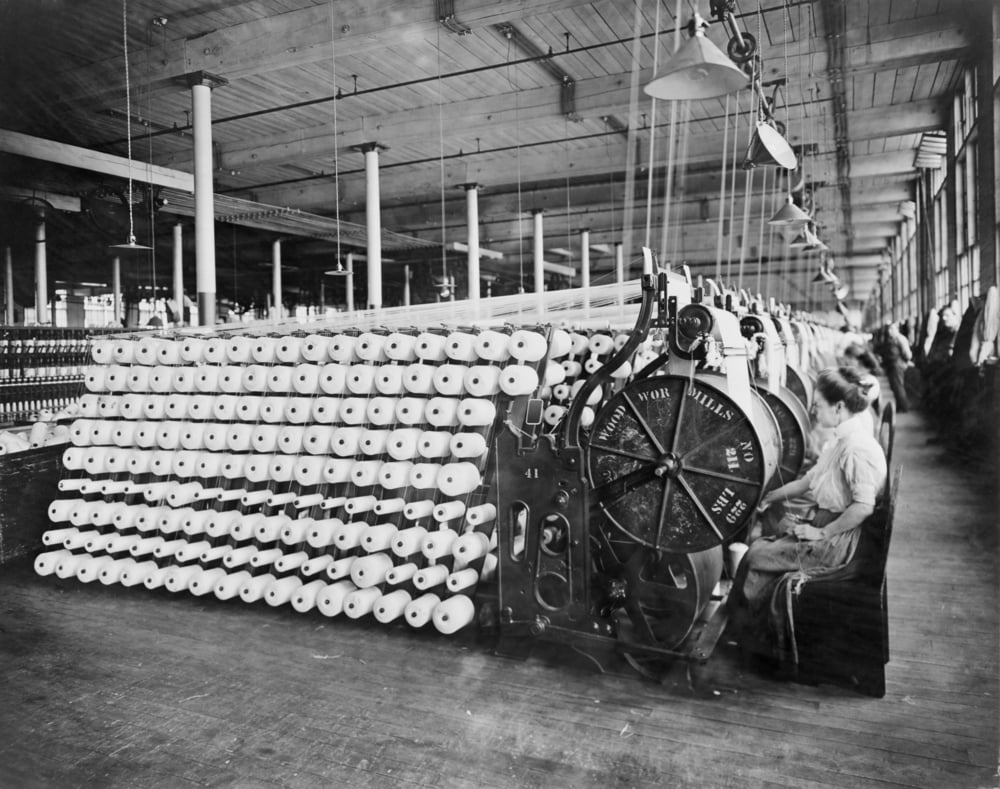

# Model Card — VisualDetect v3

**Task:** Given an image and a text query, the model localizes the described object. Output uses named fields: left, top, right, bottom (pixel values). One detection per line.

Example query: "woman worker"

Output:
left=732, top=366, right=888, bottom=620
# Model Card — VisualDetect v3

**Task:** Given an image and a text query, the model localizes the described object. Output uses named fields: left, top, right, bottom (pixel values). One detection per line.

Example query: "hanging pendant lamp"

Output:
left=644, top=14, right=749, bottom=101
left=743, top=121, right=798, bottom=169
left=109, top=0, right=151, bottom=253
left=769, top=194, right=811, bottom=229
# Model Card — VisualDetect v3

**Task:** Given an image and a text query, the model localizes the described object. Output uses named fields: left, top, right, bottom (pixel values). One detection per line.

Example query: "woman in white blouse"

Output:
left=733, top=366, right=889, bottom=613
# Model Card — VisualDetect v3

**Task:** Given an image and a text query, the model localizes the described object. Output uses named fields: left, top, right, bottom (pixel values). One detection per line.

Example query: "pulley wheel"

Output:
left=757, top=385, right=810, bottom=488
left=587, top=374, right=777, bottom=553
left=785, top=365, right=813, bottom=410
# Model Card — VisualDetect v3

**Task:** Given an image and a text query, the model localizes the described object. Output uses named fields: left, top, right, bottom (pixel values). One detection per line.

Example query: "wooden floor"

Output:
left=0, top=409, right=997, bottom=789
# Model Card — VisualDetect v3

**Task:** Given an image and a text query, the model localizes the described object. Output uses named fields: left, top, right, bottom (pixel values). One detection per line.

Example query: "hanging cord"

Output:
left=725, top=88, right=744, bottom=284
left=436, top=25, right=449, bottom=293
left=329, top=1, right=343, bottom=279
left=715, top=93, right=731, bottom=282
left=121, top=0, right=138, bottom=246
left=643, top=0, right=664, bottom=250
left=504, top=41, right=525, bottom=296
left=620, top=0, right=647, bottom=281
left=755, top=165, right=769, bottom=296
left=668, top=98, right=691, bottom=269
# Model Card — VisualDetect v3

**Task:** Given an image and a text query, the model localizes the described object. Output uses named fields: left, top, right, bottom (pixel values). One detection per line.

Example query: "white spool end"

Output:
left=404, top=593, right=441, bottom=627
left=316, top=580, right=356, bottom=617
left=343, top=586, right=382, bottom=618
left=432, top=594, right=476, bottom=634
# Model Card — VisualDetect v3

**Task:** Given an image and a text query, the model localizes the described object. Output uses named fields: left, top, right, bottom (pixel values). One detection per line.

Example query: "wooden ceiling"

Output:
left=0, top=0, right=980, bottom=317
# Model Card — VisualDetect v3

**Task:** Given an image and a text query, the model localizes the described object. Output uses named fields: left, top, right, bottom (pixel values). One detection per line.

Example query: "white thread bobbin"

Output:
left=374, top=365, right=405, bottom=395
left=386, top=428, right=421, bottom=460
left=346, top=364, right=376, bottom=395
left=446, top=567, right=479, bottom=593
left=301, top=335, right=330, bottom=362
left=239, top=573, right=277, bottom=603
left=425, top=397, right=459, bottom=428
left=217, top=366, right=244, bottom=394
left=227, top=335, right=253, bottom=363
left=91, top=338, right=115, bottom=364
left=404, top=593, right=441, bottom=627
left=265, top=576, right=303, bottom=607
left=213, top=571, right=252, bottom=600
left=474, top=330, right=510, bottom=362
left=333, top=521, right=365, bottom=551
left=392, top=525, right=428, bottom=556
left=403, top=500, right=435, bottom=521
left=355, top=332, right=387, bottom=362
left=464, top=503, right=497, bottom=527
left=367, top=397, right=398, bottom=426
left=549, top=329, right=573, bottom=358
left=499, top=366, right=539, bottom=396
left=421, top=528, right=458, bottom=561
left=294, top=455, right=326, bottom=487
left=111, top=339, right=137, bottom=364
left=386, top=562, right=418, bottom=585
left=258, top=396, right=286, bottom=423
left=457, top=398, right=496, bottom=427
left=319, top=363, right=348, bottom=394
left=438, top=462, right=482, bottom=496
left=361, top=523, right=397, bottom=553
left=373, top=589, right=412, bottom=623
left=328, top=334, right=358, bottom=363
left=360, top=428, right=390, bottom=455
left=409, top=463, right=440, bottom=490
left=385, top=333, right=418, bottom=362
left=104, top=364, right=129, bottom=392
left=375, top=497, right=406, bottom=515
left=403, top=364, right=436, bottom=394
left=316, top=580, right=355, bottom=617
left=395, top=397, right=427, bottom=425
left=242, top=365, right=269, bottom=393
left=452, top=531, right=492, bottom=562
left=134, top=336, right=162, bottom=366
left=326, top=556, right=355, bottom=581
left=378, top=461, right=414, bottom=490
left=291, top=579, right=329, bottom=613
left=418, top=430, right=452, bottom=459
left=445, top=332, right=479, bottom=363
left=194, top=365, right=220, bottom=393
left=413, top=564, right=449, bottom=590
left=292, top=363, right=321, bottom=394
left=268, top=454, right=295, bottom=482
left=464, top=366, right=501, bottom=397
left=275, top=335, right=303, bottom=364
left=415, top=333, right=447, bottom=361
left=433, top=500, right=465, bottom=523
left=267, top=365, right=294, bottom=393
left=337, top=397, right=367, bottom=425
left=432, top=365, right=466, bottom=396
left=432, top=594, right=476, bottom=634
left=311, top=397, right=341, bottom=424
left=508, top=330, right=548, bottom=362
left=351, top=460, right=382, bottom=487
left=277, top=425, right=305, bottom=454
left=301, top=426, right=334, bottom=456
left=179, top=337, right=206, bottom=363
left=322, top=458, right=353, bottom=484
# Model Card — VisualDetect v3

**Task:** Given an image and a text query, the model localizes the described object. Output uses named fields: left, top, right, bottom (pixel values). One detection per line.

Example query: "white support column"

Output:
left=403, top=264, right=411, bottom=307
left=112, top=256, right=121, bottom=327
left=615, top=242, right=625, bottom=313
left=4, top=246, right=13, bottom=325
left=462, top=183, right=481, bottom=305
left=533, top=210, right=545, bottom=318
left=172, top=223, right=183, bottom=327
left=345, top=252, right=355, bottom=313
left=580, top=228, right=591, bottom=315
left=34, top=213, right=48, bottom=324
left=188, top=72, right=227, bottom=327
left=356, top=143, right=385, bottom=310
left=271, top=239, right=282, bottom=322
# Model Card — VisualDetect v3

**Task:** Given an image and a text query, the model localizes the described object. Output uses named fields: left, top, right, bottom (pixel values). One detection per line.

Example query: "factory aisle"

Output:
left=0, top=408, right=996, bottom=789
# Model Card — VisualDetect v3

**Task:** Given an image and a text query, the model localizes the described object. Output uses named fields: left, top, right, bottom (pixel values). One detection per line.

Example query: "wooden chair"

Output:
left=878, top=401, right=896, bottom=467
left=777, top=465, right=901, bottom=697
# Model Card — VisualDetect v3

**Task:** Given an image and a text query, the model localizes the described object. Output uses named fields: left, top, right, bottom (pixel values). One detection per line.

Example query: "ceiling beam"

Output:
left=0, top=129, right=194, bottom=192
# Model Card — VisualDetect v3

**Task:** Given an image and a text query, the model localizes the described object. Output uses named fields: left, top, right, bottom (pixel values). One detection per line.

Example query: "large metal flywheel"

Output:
left=587, top=374, right=777, bottom=553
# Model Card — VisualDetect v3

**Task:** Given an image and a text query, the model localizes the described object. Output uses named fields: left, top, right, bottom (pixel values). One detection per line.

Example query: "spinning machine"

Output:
left=35, top=267, right=835, bottom=678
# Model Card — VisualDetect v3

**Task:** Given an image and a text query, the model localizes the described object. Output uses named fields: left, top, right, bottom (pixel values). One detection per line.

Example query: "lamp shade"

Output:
left=743, top=122, right=798, bottom=169
left=644, top=25, right=749, bottom=101
left=768, top=195, right=810, bottom=229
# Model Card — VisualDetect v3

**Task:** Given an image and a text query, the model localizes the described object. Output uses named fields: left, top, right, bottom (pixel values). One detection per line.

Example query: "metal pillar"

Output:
left=403, top=265, right=411, bottom=307
left=580, top=228, right=591, bottom=314
left=345, top=252, right=355, bottom=313
left=271, top=239, right=282, bottom=321
left=172, top=223, right=184, bottom=327
left=112, top=256, right=122, bottom=327
left=34, top=214, right=48, bottom=324
left=188, top=72, right=227, bottom=327
left=533, top=210, right=545, bottom=317
left=4, top=246, right=13, bottom=325
left=462, top=183, right=481, bottom=304
left=356, top=143, right=386, bottom=310
left=615, top=242, right=625, bottom=312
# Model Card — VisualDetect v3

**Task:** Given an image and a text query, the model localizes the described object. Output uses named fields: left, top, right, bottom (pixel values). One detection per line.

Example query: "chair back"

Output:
left=878, top=401, right=896, bottom=467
